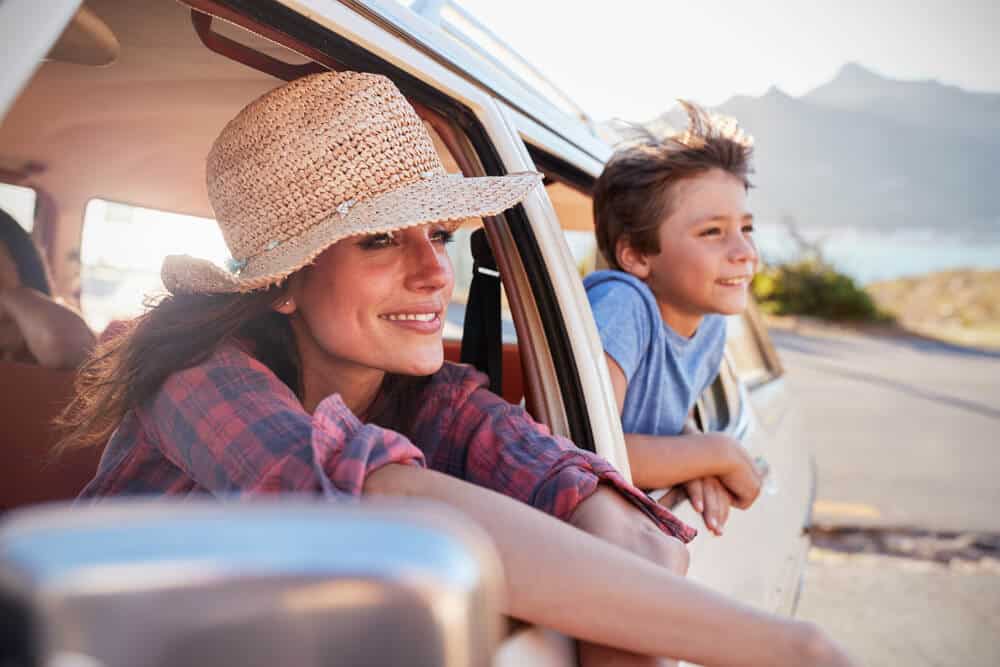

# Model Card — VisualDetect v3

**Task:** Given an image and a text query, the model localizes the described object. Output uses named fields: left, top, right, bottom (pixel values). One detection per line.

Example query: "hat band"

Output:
left=223, top=196, right=367, bottom=277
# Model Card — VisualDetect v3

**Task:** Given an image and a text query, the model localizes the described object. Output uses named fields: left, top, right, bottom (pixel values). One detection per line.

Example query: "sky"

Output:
left=450, top=0, right=1000, bottom=122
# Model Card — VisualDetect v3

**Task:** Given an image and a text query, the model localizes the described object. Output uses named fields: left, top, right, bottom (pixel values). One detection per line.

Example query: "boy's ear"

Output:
left=616, top=237, right=652, bottom=280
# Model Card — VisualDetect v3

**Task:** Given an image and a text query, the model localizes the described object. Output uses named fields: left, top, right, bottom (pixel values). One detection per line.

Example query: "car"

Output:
left=0, top=0, right=815, bottom=664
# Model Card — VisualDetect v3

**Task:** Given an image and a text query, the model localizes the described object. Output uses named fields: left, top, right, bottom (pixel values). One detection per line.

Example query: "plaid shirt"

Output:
left=81, top=342, right=695, bottom=542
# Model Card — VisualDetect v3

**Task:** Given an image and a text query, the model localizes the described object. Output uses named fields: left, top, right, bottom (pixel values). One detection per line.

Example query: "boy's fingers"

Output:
left=703, top=481, right=721, bottom=535
left=685, top=478, right=705, bottom=513
left=717, top=482, right=732, bottom=526
left=709, top=479, right=730, bottom=533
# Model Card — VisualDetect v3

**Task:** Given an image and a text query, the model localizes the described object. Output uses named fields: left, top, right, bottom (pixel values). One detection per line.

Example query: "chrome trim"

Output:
left=338, top=0, right=610, bottom=165
left=0, top=499, right=503, bottom=667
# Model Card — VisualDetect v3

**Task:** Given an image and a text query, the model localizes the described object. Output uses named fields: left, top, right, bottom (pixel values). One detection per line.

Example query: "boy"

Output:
left=585, top=102, right=764, bottom=536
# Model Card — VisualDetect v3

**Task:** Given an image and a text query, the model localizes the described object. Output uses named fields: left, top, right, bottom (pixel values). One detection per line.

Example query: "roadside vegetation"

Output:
left=749, top=219, right=1000, bottom=349
left=751, top=259, right=889, bottom=322
left=750, top=217, right=891, bottom=322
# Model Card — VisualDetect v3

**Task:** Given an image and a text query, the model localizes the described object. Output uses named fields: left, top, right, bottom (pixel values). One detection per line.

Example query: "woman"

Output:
left=0, top=208, right=94, bottom=368
left=58, top=72, right=852, bottom=666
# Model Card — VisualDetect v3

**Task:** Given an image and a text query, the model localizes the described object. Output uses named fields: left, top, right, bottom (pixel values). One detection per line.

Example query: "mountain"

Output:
left=626, top=64, right=1000, bottom=233
left=804, top=63, right=1000, bottom=138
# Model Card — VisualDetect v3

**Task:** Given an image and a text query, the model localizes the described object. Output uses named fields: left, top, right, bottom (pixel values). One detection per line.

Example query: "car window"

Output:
left=444, top=222, right=518, bottom=343
left=544, top=180, right=599, bottom=276
left=0, top=183, right=36, bottom=232
left=79, top=199, right=228, bottom=332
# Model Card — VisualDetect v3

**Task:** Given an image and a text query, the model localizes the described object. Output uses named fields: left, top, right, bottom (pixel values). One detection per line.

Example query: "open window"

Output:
left=0, top=183, right=36, bottom=233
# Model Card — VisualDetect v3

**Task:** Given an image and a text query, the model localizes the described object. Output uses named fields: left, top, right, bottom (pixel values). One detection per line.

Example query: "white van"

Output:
left=0, top=1, right=814, bottom=664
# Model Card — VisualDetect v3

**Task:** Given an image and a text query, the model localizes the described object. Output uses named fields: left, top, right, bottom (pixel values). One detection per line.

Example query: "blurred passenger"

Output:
left=0, top=208, right=94, bottom=368
left=57, top=73, right=852, bottom=666
left=586, top=102, right=764, bottom=536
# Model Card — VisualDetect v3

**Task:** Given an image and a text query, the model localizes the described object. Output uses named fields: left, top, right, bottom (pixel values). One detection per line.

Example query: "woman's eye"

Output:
left=358, top=233, right=397, bottom=250
left=742, top=224, right=755, bottom=234
left=431, top=228, right=456, bottom=245
left=698, top=227, right=721, bottom=237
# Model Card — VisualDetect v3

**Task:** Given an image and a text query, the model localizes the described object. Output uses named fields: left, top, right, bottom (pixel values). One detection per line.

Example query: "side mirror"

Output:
left=0, top=498, right=503, bottom=667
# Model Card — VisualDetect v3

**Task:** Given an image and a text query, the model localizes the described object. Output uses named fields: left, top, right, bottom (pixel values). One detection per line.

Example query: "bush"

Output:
left=752, top=259, right=890, bottom=322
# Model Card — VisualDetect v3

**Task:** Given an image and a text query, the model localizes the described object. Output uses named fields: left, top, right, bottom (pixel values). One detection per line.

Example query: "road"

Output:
left=771, top=324, right=1000, bottom=533
left=770, top=323, right=1000, bottom=667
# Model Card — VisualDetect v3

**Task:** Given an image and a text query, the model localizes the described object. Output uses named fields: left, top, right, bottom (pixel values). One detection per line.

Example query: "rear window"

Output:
left=80, top=199, right=228, bottom=332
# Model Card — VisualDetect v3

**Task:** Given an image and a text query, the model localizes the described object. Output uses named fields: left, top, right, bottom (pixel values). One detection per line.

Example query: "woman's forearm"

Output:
left=364, top=464, right=845, bottom=666
left=625, top=432, right=733, bottom=489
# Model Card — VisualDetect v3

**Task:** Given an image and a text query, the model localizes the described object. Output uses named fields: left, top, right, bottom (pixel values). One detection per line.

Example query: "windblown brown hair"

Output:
left=593, top=101, right=754, bottom=271
left=55, top=285, right=431, bottom=456
left=54, top=288, right=295, bottom=454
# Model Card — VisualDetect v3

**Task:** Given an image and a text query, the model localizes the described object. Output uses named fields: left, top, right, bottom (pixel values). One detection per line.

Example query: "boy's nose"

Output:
left=729, top=233, right=758, bottom=266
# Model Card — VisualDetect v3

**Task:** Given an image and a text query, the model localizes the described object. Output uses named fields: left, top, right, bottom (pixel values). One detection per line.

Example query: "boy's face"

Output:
left=619, top=168, right=757, bottom=337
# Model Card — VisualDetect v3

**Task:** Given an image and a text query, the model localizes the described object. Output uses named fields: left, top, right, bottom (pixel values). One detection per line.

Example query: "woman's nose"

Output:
left=406, top=236, right=451, bottom=291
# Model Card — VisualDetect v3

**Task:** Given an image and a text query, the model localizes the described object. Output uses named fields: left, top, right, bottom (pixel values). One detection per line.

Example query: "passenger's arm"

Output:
left=606, top=353, right=761, bottom=506
left=0, top=287, right=95, bottom=368
left=365, top=464, right=854, bottom=667
left=430, top=365, right=695, bottom=543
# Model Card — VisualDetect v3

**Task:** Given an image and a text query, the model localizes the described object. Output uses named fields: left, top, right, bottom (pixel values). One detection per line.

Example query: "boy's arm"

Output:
left=605, top=353, right=761, bottom=502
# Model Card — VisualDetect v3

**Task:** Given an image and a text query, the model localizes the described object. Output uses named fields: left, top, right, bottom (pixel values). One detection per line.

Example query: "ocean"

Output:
left=752, top=222, right=1000, bottom=285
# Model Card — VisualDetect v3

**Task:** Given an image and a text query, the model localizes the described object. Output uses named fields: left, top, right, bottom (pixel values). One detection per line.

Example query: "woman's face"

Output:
left=287, top=222, right=456, bottom=383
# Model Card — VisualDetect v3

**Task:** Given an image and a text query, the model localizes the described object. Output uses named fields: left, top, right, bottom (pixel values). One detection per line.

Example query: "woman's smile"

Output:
left=378, top=305, right=445, bottom=333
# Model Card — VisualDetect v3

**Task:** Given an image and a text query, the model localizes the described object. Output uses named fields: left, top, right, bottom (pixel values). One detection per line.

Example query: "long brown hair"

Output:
left=55, top=287, right=295, bottom=454
left=55, top=284, right=430, bottom=454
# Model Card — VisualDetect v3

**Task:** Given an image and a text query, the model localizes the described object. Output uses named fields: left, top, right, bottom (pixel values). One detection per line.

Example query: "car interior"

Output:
left=0, top=0, right=612, bottom=513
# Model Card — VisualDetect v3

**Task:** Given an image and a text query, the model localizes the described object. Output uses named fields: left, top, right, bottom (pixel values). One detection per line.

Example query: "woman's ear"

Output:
left=272, top=294, right=296, bottom=315
left=616, top=238, right=651, bottom=280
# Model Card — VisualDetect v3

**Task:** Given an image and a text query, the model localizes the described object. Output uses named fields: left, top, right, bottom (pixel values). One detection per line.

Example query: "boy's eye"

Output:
left=358, top=232, right=397, bottom=250
left=698, top=227, right=721, bottom=237
left=742, top=224, right=755, bottom=234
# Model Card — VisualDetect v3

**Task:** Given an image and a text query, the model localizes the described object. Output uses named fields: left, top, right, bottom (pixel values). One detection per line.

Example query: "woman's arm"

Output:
left=364, top=464, right=853, bottom=667
left=0, top=287, right=95, bottom=368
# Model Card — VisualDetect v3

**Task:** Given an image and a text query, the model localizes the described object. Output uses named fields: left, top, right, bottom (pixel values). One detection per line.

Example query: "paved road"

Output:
left=770, top=324, right=1000, bottom=666
left=798, top=550, right=1000, bottom=667
left=770, top=325, right=1000, bottom=533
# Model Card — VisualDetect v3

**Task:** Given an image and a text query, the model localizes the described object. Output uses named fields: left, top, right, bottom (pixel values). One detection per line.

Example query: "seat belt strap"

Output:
left=460, top=228, right=503, bottom=395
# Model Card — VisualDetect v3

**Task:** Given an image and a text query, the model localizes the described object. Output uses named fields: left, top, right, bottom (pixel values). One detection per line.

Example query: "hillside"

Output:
left=628, top=64, right=1000, bottom=233
left=867, top=269, right=1000, bottom=349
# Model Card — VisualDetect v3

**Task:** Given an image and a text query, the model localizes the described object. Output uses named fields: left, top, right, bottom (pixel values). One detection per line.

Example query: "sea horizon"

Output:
left=753, top=221, right=1000, bottom=285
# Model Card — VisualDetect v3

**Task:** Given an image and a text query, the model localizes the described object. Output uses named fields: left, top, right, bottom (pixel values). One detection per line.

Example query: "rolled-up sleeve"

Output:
left=148, top=345, right=426, bottom=497
left=419, top=364, right=696, bottom=543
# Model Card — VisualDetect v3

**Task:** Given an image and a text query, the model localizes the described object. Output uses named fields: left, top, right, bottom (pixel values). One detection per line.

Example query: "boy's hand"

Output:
left=683, top=476, right=733, bottom=536
left=707, top=433, right=764, bottom=509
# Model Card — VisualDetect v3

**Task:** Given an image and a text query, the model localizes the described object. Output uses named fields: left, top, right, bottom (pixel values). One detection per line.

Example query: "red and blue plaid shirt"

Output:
left=81, top=342, right=695, bottom=542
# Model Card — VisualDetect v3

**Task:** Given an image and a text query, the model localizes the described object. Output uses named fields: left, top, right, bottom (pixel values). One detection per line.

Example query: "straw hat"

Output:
left=162, top=71, right=542, bottom=294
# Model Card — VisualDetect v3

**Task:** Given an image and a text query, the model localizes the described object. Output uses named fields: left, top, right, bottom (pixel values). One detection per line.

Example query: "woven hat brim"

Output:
left=162, top=171, right=542, bottom=294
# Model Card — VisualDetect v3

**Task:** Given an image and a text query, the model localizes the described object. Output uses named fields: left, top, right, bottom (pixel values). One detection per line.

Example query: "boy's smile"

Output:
left=622, top=168, right=757, bottom=338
